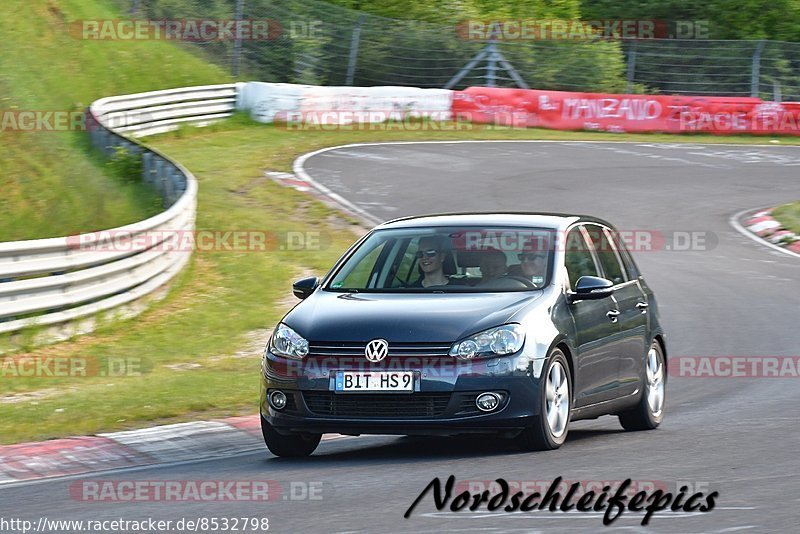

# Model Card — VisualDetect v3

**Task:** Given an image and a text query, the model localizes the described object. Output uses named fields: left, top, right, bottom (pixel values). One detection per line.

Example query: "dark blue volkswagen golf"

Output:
left=260, top=213, right=666, bottom=456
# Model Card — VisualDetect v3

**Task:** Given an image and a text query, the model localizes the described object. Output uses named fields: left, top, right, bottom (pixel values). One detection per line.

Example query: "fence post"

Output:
left=445, top=44, right=491, bottom=89
left=486, top=40, right=498, bottom=87
left=232, top=0, right=245, bottom=77
left=626, top=40, right=637, bottom=94
left=345, top=15, right=365, bottom=86
left=773, top=80, right=782, bottom=103
left=751, top=40, right=766, bottom=97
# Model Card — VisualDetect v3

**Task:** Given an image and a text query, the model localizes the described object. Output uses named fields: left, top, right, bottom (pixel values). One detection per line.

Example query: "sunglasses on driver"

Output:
left=415, top=249, right=440, bottom=259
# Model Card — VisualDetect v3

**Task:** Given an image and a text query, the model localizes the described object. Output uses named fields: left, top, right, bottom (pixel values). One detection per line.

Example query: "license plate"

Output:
left=335, top=371, right=414, bottom=392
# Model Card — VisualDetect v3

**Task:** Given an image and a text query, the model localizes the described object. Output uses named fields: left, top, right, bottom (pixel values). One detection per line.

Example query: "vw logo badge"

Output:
left=365, top=339, right=389, bottom=362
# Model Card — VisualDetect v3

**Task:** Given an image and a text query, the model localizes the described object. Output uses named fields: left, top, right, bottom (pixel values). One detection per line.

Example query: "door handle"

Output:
left=636, top=302, right=649, bottom=313
left=606, top=309, right=620, bottom=323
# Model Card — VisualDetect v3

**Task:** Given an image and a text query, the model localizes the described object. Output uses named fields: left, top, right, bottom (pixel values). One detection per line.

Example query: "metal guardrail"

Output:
left=0, top=84, right=237, bottom=338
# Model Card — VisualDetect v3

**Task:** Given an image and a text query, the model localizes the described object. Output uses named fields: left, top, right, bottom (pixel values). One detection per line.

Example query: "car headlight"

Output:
left=269, top=323, right=309, bottom=360
left=449, top=324, right=525, bottom=360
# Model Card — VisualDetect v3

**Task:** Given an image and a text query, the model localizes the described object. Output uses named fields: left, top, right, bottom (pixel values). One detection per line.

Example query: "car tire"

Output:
left=515, top=349, right=572, bottom=451
left=261, top=416, right=321, bottom=457
left=618, top=341, right=665, bottom=431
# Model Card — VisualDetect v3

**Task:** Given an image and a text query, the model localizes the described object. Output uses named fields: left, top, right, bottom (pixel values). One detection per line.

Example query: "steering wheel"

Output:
left=391, top=274, right=414, bottom=288
left=506, top=275, right=537, bottom=288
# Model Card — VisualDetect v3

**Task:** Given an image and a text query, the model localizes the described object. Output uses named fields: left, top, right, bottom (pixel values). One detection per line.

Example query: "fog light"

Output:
left=476, top=392, right=501, bottom=412
left=269, top=390, right=287, bottom=410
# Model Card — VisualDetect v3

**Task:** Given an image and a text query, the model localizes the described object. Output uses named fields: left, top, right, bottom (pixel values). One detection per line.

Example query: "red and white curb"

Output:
left=741, top=209, right=800, bottom=255
left=266, top=168, right=379, bottom=227
left=266, top=171, right=312, bottom=192
left=0, top=415, right=346, bottom=486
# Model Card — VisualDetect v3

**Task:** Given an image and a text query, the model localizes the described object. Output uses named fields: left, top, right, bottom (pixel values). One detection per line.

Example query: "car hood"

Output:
left=282, top=290, right=544, bottom=343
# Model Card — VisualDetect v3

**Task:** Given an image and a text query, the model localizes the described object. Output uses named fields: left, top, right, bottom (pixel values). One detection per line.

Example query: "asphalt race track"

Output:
left=3, top=141, right=800, bottom=533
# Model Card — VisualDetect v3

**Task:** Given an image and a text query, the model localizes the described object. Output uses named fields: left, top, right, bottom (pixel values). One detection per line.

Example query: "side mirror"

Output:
left=567, top=276, right=614, bottom=303
left=292, top=276, right=319, bottom=300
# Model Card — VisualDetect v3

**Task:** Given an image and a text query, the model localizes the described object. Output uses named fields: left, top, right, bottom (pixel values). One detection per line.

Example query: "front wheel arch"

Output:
left=652, top=334, right=667, bottom=380
left=515, top=347, right=573, bottom=451
left=531, top=335, right=576, bottom=404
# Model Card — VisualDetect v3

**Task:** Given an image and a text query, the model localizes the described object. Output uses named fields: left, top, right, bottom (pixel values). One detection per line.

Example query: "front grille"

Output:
left=302, top=392, right=451, bottom=418
left=307, top=341, right=451, bottom=358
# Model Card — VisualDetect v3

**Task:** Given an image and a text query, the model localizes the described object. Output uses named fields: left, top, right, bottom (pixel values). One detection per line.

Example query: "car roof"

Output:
left=376, top=212, right=615, bottom=232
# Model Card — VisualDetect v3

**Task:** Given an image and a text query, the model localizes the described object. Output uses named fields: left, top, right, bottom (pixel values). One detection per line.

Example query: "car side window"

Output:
left=609, top=229, right=640, bottom=280
left=564, top=227, right=599, bottom=289
left=585, top=224, right=626, bottom=285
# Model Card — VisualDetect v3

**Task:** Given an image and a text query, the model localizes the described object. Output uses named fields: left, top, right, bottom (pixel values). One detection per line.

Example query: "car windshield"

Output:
left=326, top=226, right=556, bottom=292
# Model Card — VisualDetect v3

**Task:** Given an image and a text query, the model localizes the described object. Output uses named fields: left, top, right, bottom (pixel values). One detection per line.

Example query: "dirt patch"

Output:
left=165, top=363, right=203, bottom=371
left=0, top=387, right=77, bottom=404
left=228, top=174, right=270, bottom=196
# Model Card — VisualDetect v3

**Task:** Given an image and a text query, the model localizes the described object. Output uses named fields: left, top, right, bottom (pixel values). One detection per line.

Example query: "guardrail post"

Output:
left=90, top=125, right=101, bottom=149
left=142, top=152, right=154, bottom=185
left=175, top=175, right=187, bottom=197
left=154, top=158, right=166, bottom=201
left=104, top=131, right=117, bottom=157
left=165, top=170, right=178, bottom=206
left=96, top=128, right=107, bottom=153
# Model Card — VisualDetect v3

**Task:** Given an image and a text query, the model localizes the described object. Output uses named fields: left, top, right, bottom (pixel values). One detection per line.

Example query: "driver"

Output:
left=477, top=248, right=508, bottom=285
left=509, top=251, right=548, bottom=286
left=410, top=235, right=452, bottom=287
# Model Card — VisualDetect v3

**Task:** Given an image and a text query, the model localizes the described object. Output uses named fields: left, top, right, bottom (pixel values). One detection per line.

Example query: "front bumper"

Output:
left=260, top=350, right=543, bottom=436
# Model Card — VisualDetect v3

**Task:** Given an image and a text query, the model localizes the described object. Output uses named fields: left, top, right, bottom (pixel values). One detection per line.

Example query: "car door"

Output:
left=564, top=226, right=621, bottom=407
left=607, top=228, right=649, bottom=396
left=584, top=224, right=648, bottom=398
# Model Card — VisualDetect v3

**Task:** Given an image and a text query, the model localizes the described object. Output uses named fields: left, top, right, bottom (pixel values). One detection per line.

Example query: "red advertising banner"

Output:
left=452, top=87, right=800, bottom=135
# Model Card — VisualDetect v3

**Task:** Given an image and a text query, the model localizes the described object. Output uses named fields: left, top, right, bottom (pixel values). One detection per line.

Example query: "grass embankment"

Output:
left=0, top=0, right=227, bottom=241
left=4, top=115, right=800, bottom=444
left=771, top=202, right=800, bottom=235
